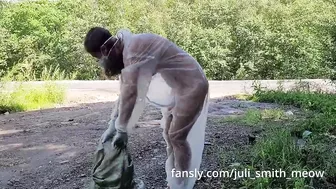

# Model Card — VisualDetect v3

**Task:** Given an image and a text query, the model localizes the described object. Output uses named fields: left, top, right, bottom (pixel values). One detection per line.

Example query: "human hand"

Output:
left=101, top=120, right=117, bottom=143
left=112, top=131, right=128, bottom=149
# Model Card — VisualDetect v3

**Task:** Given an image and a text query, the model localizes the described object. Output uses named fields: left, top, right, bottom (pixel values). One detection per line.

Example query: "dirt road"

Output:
left=0, top=96, right=281, bottom=189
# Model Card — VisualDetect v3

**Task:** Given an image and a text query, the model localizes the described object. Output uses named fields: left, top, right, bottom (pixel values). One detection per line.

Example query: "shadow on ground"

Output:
left=0, top=96, right=285, bottom=189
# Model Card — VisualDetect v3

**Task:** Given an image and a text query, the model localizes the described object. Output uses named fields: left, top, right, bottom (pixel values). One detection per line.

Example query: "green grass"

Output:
left=252, top=90, right=336, bottom=115
left=252, top=88, right=336, bottom=134
left=234, top=94, right=252, bottom=101
left=222, top=108, right=289, bottom=126
left=219, top=84, right=336, bottom=188
left=0, top=65, right=68, bottom=113
left=248, top=128, right=306, bottom=188
left=0, top=82, right=65, bottom=113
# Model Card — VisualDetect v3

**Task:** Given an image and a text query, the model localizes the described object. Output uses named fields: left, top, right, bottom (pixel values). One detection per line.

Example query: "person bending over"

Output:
left=84, top=27, right=209, bottom=189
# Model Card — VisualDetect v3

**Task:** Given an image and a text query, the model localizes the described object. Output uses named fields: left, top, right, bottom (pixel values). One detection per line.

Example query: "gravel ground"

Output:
left=0, top=96, right=283, bottom=189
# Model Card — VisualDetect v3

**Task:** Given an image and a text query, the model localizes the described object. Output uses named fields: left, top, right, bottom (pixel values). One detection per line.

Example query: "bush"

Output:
left=1, top=0, right=336, bottom=80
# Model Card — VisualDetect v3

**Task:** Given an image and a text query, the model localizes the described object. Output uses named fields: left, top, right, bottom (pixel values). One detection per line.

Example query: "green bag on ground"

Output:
left=90, top=128, right=144, bottom=189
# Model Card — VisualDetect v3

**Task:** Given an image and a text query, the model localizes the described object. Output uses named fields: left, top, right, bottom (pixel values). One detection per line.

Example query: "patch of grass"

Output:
left=252, top=88, right=336, bottom=134
left=222, top=108, right=288, bottom=126
left=254, top=129, right=301, bottom=168
left=2, top=64, right=77, bottom=81
left=234, top=94, right=252, bottom=100
left=219, top=84, right=336, bottom=188
left=0, top=82, right=66, bottom=113
left=220, top=122, right=336, bottom=188
left=246, top=128, right=306, bottom=188
left=246, top=128, right=336, bottom=188
left=252, top=90, right=336, bottom=115
left=0, top=64, right=69, bottom=113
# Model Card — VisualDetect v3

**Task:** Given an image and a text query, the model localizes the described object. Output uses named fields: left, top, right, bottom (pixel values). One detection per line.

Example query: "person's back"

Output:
left=119, top=30, right=208, bottom=95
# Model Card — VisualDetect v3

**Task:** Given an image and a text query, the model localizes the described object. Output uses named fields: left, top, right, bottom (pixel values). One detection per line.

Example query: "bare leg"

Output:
left=161, top=107, right=174, bottom=187
left=184, top=94, right=209, bottom=188
left=167, top=92, right=209, bottom=189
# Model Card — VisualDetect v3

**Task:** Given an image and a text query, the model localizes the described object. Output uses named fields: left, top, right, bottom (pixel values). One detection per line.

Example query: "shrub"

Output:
left=1, top=0, right=336, bottom=80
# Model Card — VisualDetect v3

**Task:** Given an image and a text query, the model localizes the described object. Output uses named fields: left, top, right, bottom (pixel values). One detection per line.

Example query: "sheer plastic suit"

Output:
left=105, top=29, right=209, bottom=189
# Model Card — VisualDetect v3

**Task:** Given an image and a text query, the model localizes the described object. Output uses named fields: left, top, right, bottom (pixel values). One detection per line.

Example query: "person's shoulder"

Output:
left=116, top=29, right=159, bottom=43
left=116, top=28, right=133, bottom=38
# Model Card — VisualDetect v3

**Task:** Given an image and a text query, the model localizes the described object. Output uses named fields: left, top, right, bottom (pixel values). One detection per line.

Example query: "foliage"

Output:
left=0, top=82, right=66, bottom=113
left=223, top=108, right=287, bottom=126
left=232, top=83, right=336, bottom=188
left=1, top=0, right=336, bottom=80
left=0, top=64, right=69, bottom=113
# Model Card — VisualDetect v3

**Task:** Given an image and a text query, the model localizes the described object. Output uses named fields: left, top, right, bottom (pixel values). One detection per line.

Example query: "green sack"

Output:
left=90, top=129, right=144, bottom=189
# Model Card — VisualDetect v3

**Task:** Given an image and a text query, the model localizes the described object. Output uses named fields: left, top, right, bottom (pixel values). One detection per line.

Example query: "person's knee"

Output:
left=169, top=136, right=187, bottom=147
left=168, top=129, right=188, bottom=144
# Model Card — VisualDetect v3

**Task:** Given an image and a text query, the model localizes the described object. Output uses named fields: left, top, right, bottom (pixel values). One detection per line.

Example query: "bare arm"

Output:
left=108, top=96, right=119, bottom=127
left=101, top=58, right=155, bottom=145
left=107, top=75, right=122, bottom=129
left=115, top=61, right=154, bottom=133
left=110, top=75, right=122, bottom=123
